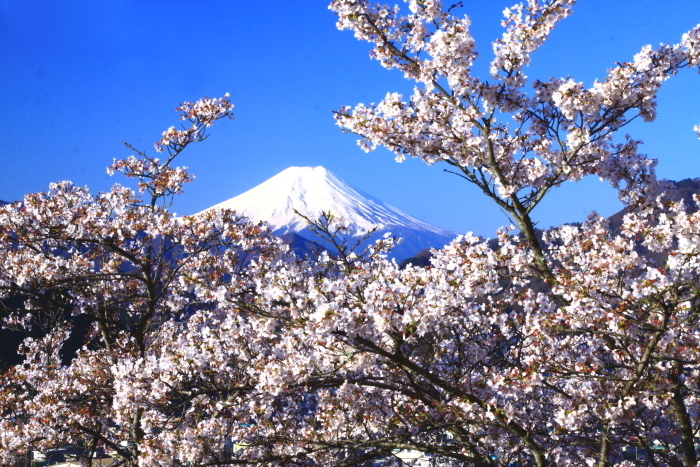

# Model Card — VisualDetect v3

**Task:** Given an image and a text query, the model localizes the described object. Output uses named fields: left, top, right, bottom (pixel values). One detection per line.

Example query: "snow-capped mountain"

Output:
left=200, top=166, right=457, bottom=260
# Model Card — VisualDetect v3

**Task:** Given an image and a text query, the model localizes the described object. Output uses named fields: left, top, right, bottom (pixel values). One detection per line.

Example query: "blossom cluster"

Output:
left=154, top=94, right=233, bottom=153
left=331, top=0, right=700, bottom=218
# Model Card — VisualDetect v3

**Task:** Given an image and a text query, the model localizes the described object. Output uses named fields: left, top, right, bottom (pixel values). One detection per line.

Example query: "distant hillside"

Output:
left=608, top=178, right=700, bottom=234
left=398, top=248, right=432, bottom=269
left=400, top=178, right=700, bottom=269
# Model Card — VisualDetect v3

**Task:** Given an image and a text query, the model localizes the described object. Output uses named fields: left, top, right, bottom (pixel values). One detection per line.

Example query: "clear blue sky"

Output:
left=1, top=0, right=700, bottom=237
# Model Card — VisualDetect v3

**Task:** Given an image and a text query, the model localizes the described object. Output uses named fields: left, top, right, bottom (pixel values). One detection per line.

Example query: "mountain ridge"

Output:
left=399, top=177, right=700, bottom=268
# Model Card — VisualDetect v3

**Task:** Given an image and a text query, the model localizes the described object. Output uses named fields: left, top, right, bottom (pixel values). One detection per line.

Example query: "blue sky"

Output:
left=1, top=0, right=700, bottom=237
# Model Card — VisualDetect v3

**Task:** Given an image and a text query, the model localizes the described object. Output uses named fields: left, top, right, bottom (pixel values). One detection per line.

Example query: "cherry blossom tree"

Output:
left=3, top=1, right=700, bottom=467
left=218, top=0, right=700, bottom=466
left=265, top=0, right=700, bottom=465
left=0, top=95, right=291, bottom=466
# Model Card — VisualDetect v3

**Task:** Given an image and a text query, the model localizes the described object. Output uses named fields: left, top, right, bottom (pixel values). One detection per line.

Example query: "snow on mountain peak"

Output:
left=200, top=166, right=457, bottom=260
left=201, top=166, right=453, bottom=237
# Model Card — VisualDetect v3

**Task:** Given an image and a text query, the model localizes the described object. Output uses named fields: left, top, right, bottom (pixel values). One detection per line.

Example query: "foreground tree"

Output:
left=3, top=1, right=700, bottom=467
left=218, top=1, right=700, bottom=466
left=0, top=95, right=292, bottom=466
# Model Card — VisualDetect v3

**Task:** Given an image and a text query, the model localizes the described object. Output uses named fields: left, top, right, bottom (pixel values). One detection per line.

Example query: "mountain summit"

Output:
left=201, top=166, right=457, bottom=260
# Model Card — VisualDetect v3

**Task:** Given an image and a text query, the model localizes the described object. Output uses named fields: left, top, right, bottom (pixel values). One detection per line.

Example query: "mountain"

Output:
left=200, top=166, right=457, bottom=260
